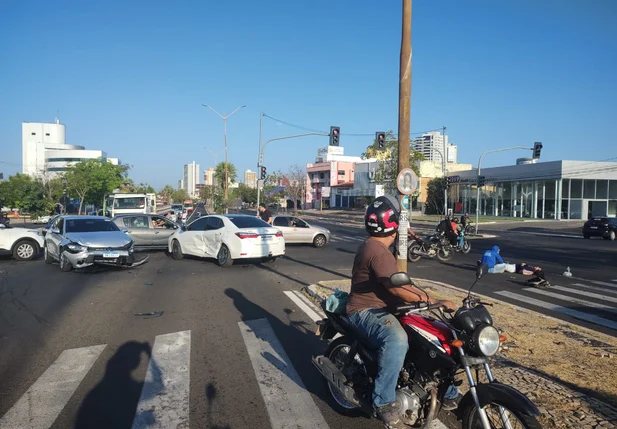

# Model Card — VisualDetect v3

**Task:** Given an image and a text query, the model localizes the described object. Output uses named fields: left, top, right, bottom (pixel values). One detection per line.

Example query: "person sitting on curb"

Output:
left=481, top=245, right=507, bottom=273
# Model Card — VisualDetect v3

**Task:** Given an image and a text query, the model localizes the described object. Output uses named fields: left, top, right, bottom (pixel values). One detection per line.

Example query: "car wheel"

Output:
left=313, top=234, right=327, bottom=248
left=13, top=240, right=38, bottom=261
left=217, top=244, right=233, bottom=268
left=59, top=252, right=73, bottom=272
left=44, top=245, right=53, bottom=264
left=172, top=240, right=184, bottom=260
left=609, top=230, right=616, bottom=241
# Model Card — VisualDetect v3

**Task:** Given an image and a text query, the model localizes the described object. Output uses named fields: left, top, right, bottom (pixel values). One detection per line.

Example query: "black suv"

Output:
left=582, top=217, right=617, bottom=241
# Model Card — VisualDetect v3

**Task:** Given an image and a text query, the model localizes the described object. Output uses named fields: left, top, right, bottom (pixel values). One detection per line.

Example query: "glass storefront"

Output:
left=453, top=178, right=617, bottom=219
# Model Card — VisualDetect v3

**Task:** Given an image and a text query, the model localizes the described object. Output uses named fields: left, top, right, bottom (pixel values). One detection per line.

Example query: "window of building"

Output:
left=45, top=133, right=50, bottom=136
left=319, top=173, right=324, bottom=179
left=610, top=181, right=617, bottom=200
left=338, top=170, right=345, bottom=175
left=584, top=180, right=595, bottom=199
left=570, top=179, right=583, bottom=198
left=31, top=132, right=36, bottom=136
left=596, top=180, right=608, bottom=199
left=570, top=199, right=583, bottom=219
left=561, top=179, right=570, bottom=199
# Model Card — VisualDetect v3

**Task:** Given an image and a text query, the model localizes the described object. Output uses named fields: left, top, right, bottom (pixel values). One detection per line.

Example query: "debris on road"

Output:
left=134, top=311, right=163, bottom=319
left=144, top=281, right=153, bottom=285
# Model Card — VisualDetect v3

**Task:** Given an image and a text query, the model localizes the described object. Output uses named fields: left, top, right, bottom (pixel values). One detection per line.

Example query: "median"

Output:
left=304, top=278, right=617, bottom=429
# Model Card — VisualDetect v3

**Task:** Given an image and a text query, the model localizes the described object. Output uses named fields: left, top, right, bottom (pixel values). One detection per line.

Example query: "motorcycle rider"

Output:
left=346, top=195, right=457, bottom=428
left=481, top=245, right=507, bottom=273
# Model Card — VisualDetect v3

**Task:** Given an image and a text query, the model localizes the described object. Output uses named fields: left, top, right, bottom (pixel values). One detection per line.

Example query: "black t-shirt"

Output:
left=260, top=209, right=272, bottom=223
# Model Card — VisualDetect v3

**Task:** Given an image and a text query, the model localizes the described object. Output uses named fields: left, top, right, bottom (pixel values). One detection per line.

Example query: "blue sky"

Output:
left=1, top=0, right=616, bottom=188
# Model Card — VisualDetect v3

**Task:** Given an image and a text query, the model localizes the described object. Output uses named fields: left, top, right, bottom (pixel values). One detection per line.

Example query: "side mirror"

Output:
left=181, top=225, right=187, bottom=231
left=121, top=227, right=129, bottom=233
left=51, top=228, right=60, bottom=235
left=390, top=272, right=412, bottom=287
left=476, top=263, right=488, bottom=280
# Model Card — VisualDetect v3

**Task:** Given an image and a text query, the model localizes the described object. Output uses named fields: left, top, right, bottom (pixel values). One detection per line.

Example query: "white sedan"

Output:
left=168, top=214, right=285, bottom=267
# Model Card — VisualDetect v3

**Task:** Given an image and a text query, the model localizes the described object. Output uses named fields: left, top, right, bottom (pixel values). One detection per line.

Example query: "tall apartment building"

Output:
left=204, top=167, right=216, bottom=187
left=244, top=169, right=257, bottom=188
left=183, top=161, right=200, bottom=198
left=413, top=131, right=458, bottom=164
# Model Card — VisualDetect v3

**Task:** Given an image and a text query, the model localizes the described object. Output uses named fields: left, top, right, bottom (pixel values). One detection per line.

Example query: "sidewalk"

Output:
left=304, top=278, right=617, bottom=429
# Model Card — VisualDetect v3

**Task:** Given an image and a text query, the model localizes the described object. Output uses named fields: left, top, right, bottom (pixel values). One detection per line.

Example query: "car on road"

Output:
left=583, top=217, right=617, bottom=240
left=0, top=223, right=44, bottom=261
left=32, top=214, right=55, bottom=224
left=168, top=214, right=285, bottom=267
left=271, top=215, right=331, bottom=247
left=44, top=215, right=143, bottom=272
left=112, top=213, right=180, bottom=249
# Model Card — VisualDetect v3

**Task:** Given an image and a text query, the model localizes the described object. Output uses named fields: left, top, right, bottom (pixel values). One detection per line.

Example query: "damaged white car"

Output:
left=44, top=215, right=148, bottom=272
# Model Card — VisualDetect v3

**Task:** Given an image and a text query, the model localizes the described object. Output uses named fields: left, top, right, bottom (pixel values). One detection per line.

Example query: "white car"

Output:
left=0, top=223, right=44, bottom=261
left=32, top=215, right=53, bottom=224
left=168, top=214, right=285, bottom=267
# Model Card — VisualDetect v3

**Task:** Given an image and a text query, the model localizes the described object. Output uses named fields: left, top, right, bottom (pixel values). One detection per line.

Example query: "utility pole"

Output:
left=443, top=126, right=448, bottom=216
left=396, top=0, right=412, bottom=271
left=256, top=112, right=263, bottom=214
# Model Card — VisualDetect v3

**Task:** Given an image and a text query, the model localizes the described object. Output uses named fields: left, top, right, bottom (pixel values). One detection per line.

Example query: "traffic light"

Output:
left=260, top=166, right=267, bottom=180
left=533, top=142, right=543, bottom=160
left=329, top=126, right=340, bottom=146
left=478, top=175, right=486, bottom=188
left=375, top=132, right=386, bottom=151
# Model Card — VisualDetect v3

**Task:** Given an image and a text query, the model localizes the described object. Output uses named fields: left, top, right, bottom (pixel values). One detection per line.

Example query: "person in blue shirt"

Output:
left=481, top=245, right=507, bottom=273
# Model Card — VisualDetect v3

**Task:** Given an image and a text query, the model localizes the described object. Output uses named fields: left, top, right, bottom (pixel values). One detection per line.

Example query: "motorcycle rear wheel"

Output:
left=463, top=402, right=541, bottom=429
left=407, top=243, right=422, bottom=262
left=437, top=246, right=453, bottom=261
left=462, top=241, right=471, bottom=254
left=323, top=336, right=368, bottom=416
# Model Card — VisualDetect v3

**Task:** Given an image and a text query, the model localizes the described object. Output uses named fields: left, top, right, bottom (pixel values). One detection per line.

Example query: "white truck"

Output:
left=107, top=193, right=157, bottom=217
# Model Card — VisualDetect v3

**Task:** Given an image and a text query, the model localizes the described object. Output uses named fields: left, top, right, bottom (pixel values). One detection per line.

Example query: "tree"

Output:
left=159, top=185, right=175, bottom=203
left=214, top=162, right=237, bottom=190
left=134, top=182, right=156, bottom=194
left=233, top=183, right=257, bottom=205
left=171, top=188, right=190, bottom=203
left=0, top=174, right=49, bottom=216
left=425, top=177, right=448, bottom=215
left=361, top=131, right=424, bottom=195
left=285, top=165, right=306, bottom=213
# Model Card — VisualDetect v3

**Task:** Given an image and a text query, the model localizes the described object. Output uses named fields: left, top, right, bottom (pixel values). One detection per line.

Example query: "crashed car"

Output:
left=44, top=215, right=148, bottom=272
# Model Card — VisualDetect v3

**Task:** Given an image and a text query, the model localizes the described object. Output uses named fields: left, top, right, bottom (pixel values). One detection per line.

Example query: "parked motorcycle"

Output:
left=407, top=233, right=454, bottom=262
left=313, top=265, right=542, bottom=429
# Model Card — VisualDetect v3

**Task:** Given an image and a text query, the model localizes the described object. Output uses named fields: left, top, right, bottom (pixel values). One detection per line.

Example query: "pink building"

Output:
left=306, top=161, right=355, bottom=209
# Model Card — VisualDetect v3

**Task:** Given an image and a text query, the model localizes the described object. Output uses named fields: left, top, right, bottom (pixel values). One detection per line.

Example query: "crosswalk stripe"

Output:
left=131, top=330, right=191, bottom=429
left=0, top=344, right=106, bottom=429
left=238, top=318, right=330, bottom=429
left=524, top=288, right=617, bottom=314
left=580, top=279, right=617, bottom=289
left=284, top=291, right=324, bottom=322
left=571, top=282, right=617, bottom=296
left=552, top=286, right=617, bottom=304
left=495, top=291, right=617, bottom=331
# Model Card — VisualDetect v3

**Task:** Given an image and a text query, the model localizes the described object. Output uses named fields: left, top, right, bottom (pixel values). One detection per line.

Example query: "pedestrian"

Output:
left=257, top=203, right=273, bottom=225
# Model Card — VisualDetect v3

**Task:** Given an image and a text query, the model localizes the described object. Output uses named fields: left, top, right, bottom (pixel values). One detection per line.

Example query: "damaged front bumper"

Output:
left=63, top=248, right=149, bottom=269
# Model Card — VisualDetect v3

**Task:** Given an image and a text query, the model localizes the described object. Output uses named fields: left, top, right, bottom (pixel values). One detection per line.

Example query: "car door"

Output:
left=150, top=215, right=179, bottom=247
left=180, top=217, right=209, bottom=256
left=46, top=217, right=64, bottom=258
left=290, top=217, right=313, bottom=243
left=0, top=224, right=10, bottom=251
left=201, top=217, right=225, bottom=257
left=120, top=215, right=153, bottom=247
left=272, top=216, right=296, bottom=242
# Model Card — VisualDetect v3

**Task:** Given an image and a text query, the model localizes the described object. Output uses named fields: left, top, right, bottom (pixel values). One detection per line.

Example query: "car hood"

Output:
left=65, top=232, right=132, bottom=248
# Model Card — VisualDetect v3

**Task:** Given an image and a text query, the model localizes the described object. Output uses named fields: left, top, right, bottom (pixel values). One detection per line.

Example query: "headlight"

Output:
left=474, top=325, right=500, bottom=356
left=66, top=243, right=87, bottom=253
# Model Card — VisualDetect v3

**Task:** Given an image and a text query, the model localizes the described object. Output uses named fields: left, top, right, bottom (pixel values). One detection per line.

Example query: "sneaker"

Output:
left=375, top=402, right=406, bottom=429
left=442, top=393, right=462, bottom=411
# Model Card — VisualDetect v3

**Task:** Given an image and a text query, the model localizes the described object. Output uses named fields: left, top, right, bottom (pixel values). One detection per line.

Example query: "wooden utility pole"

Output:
left=396, top=0, right=412, bottom=271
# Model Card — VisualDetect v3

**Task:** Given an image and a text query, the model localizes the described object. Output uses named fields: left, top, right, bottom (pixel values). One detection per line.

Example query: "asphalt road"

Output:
left=1, top=210, right=616, bottom=428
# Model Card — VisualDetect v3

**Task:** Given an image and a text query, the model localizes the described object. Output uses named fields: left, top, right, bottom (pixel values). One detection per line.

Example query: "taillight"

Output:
left=236, top=232, right=259, bottom=239
left=275, top=231, right=283, bottom=237
left=602, top=223, right=609, bottom=227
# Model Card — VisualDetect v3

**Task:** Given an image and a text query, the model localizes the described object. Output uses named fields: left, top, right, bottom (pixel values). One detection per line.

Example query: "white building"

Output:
left=244, top=169, right=257, bottom=189
left=183, top=161, right=200, bottom=198
left=204, top=167, right=216, bottom=187
left=413, top=131, right=458, bottom=164
left=22, top=119, right=119, bottom=178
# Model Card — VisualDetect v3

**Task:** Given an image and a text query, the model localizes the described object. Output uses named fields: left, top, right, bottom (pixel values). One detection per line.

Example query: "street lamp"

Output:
left=202, top=104, right=246, bottom=213
left=61, top=178, right=68, bottom=214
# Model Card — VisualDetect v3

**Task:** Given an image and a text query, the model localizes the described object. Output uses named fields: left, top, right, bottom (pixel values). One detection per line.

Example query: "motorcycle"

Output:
left=312, top=265, right=542, bottom=429
left=464, top=222, right=476, bottom=235
left=455, top=230, right=472, bottom=254
left=407, top=232, right=454, bottom=263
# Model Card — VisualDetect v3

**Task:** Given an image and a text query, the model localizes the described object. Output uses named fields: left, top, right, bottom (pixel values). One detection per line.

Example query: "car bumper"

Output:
left=234, top=242, right=286, bottom=259
left=583, top=228, right=609, bottom=237
left=63, top=248, right=140, bottom=268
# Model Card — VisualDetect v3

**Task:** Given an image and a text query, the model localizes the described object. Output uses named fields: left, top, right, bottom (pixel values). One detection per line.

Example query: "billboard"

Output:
left=317, top=146, right=344, bottom=157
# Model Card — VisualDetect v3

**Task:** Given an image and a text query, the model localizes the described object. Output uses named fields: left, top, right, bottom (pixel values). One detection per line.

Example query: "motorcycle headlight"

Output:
left=474, top=325, right=500, bottom=357
left=67, top=243, right=87, bottom=253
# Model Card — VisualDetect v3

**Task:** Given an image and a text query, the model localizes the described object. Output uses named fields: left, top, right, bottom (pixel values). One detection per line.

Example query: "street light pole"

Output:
left=202, top=104, right=246, bottom=214
left=474, top=146, right=533, bottom=235
left=443, top=126, right=448, bottom=216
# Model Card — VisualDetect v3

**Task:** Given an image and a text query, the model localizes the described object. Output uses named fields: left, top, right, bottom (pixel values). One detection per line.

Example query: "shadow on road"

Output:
left=74, top=341, right=155, bottom=429
left=204, top=383, right=231, bottom=429
left=336, top=247, right=356, bottom=254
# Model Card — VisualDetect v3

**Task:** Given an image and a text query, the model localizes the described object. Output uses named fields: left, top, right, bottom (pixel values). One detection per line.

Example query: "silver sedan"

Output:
left=112, top=214, right=180, bottom=249
left=271, top=215, right=331, bottom=247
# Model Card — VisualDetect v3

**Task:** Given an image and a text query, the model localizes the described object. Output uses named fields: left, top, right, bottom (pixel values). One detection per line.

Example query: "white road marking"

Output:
left=284, top=291, right=324, bottom=322
left=524, top=287, right=617, bottom=314
left=496, top=291, right=617, bottom=331
left=131, top=330, right=191, bottom=429
left=579, top=279, right=617, bottom=289
left=238, top=318, right=330, bottom=428
left=613, top=279, right=617, bottom=283
left=570, top=282, right=617, bottom=295
left=0, top=344, right=106, bottom=429
left=553, top=286, right=617, bottom=304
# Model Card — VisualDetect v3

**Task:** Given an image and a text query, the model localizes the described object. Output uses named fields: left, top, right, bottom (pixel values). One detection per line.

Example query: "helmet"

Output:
left=365, top=195, right=401, bottom=237
left=453, top=217, right=460, bottom=223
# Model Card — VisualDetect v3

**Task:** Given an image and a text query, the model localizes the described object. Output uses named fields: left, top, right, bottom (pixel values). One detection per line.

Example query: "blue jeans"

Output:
left=347, top=308, right=409, bottom=407
left=488, top=263, right=507, bottom=273
left=457, top=235, right=464, bottom=247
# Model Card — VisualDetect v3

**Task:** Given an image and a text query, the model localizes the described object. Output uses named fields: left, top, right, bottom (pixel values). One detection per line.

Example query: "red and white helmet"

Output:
left=365, top=195, right=401, bottom=237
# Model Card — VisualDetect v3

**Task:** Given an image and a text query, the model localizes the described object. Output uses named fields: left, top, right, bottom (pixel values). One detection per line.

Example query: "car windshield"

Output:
left=65, top=219, right=120, bottom=233
left=113, top=197, right=145, bottom=209
left=227, top=216, right=270, bottom=228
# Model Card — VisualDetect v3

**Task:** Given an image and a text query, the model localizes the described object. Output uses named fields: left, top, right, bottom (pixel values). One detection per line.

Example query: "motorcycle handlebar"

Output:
left=394, top=302, right=445, bottom=314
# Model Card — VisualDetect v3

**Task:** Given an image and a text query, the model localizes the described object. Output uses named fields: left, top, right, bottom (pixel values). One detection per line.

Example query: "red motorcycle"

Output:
left=313, top=265, right=541, bottom=429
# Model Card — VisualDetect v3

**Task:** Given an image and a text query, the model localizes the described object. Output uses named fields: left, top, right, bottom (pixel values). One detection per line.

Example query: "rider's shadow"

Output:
left=74, top=341, right=162, bottom=429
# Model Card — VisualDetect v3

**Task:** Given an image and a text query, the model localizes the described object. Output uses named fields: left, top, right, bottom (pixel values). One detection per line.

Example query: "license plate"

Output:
left=103, top=251, right=120, bottom=258
left=590, top=226, right=598, bottom=229
left=262, top=235, right=273, bottom=241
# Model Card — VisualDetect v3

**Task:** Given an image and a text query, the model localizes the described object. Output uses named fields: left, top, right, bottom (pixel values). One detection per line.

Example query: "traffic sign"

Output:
left=401, top=195, right=410, bottom=210
left=396, top=168, right=418, bottom=195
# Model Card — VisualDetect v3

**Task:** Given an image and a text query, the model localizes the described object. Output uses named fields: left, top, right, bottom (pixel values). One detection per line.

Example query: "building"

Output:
left=22, top=119, right=119, bottom=178
left=178, top=179, right=184, bottom=190
left=183, top=161, right=200, bottom=198
left=204, top=167, right=216, bottom=187
left=413, top=131, right=458, bottom=164
left=417, top=160, right=473, bottom=212
left=244, top=169, right=257, bottom=189
left=447, top=160, right=617, bottom=219
left=328, top=159, right=383, bottom=208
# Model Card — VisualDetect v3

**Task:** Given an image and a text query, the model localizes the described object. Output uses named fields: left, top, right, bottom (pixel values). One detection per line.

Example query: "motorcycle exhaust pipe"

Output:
left=312, top=355, right=366, bottom=409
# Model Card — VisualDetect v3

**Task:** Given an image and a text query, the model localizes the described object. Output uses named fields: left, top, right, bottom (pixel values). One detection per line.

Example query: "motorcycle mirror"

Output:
left=390, top=272, right=412, bottom=287
left=476, top=263, right=488, bottom=280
